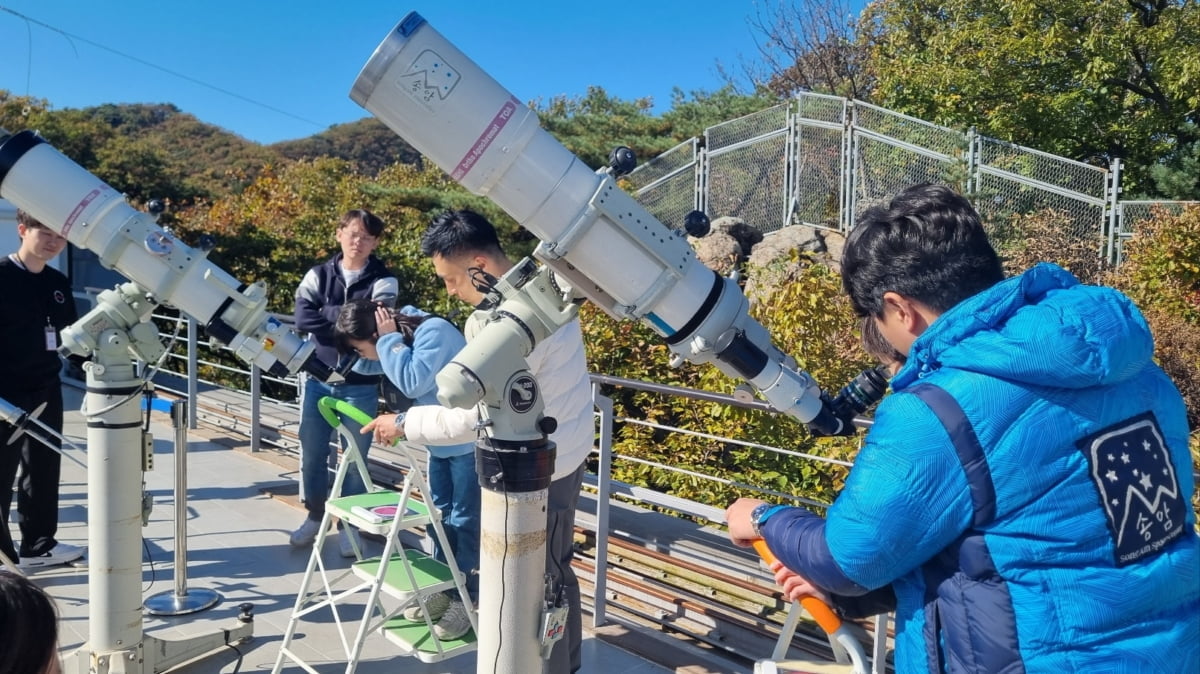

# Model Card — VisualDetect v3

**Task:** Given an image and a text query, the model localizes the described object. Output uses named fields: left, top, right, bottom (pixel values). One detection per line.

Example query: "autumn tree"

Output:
left=863, top=0, right=1200, bottom=197
left=741, top=0, right=875, bottom=100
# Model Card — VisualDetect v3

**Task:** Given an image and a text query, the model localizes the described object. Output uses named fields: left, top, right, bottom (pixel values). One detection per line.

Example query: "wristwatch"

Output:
left=750, top=502, right=784, bottom=538
left=392, top=412, right=407, bottom=432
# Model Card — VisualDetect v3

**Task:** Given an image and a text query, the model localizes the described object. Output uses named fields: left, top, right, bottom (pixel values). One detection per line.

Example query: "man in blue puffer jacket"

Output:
left=727, top=184, right=1199, bottom=672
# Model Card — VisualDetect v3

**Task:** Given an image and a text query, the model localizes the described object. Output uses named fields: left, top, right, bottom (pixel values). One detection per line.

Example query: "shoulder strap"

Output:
left=908, top=382, right=996, bottom=528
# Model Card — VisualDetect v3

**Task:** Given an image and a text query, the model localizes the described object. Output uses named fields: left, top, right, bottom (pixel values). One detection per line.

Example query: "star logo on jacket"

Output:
left=1078, top=411, right=1185, bottom=567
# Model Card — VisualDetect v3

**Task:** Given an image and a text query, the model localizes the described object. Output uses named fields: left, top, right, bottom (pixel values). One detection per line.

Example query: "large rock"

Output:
left=742, top=225, right=846, bottom=303
left=685, top=216, right=848, bottom=305
left=688, top=216, right=764, bottom=276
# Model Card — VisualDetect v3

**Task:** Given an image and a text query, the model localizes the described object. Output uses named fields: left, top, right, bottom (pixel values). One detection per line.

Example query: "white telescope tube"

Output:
left=0, top=130, right=324, bottom=380
left=351, top=12, right=823, bottom=424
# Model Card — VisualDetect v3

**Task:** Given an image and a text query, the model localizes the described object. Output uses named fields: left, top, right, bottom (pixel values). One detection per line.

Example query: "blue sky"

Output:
left=0, top=1, right=769, bottom=144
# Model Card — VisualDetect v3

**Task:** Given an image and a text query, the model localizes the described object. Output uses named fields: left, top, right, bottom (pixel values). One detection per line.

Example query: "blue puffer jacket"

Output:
left=761, top=263, right=1199, bottom=673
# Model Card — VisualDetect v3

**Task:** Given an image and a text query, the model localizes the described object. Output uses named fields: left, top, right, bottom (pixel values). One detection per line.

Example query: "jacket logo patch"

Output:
left=1078, top=411, right=1185, bottom=567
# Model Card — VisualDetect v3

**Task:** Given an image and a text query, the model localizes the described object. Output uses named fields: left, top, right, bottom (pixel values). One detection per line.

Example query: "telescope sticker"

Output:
left=63, top=185, right=111, bottom=237
left=508, top=375, right=538, bottom=414
left=452, top=97, right=519, bottom=181
left=395, top=49, right=460, bottom=106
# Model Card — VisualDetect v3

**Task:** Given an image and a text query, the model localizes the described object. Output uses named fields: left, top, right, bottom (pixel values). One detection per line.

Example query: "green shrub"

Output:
left=1103, top=205, right=1200, bottom=431
left=582, top=260, right=872, bottom=512
left=991, top=209, right=1107, bottom=285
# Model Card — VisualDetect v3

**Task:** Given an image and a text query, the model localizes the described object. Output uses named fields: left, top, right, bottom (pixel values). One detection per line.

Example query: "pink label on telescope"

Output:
left=451, top=97, right=520, bottom=181
left=62, top=186, right=110, bottom=237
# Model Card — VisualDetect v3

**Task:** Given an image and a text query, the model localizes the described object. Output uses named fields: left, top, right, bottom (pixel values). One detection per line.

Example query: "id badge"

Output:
left=45, top=324, right=57, bottom=351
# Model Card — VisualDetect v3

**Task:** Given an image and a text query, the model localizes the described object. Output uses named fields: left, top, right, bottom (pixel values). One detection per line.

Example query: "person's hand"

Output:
left=362, top=414, right=403, bottom=445
left=773, top=565, right=831, bottom=604
left=725, top=497, right=768, bottom=547
left=375, top=305, right=397, bottom=336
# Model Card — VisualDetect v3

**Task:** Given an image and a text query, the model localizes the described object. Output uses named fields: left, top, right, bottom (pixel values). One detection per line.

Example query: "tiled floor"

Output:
left=12, top=385, right=673, bottom=674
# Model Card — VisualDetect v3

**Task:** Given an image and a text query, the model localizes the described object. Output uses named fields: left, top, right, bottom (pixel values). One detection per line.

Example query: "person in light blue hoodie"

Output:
left=335, top=299, right=478, bottom=642
left=728, top=184, right=1198, bottom=673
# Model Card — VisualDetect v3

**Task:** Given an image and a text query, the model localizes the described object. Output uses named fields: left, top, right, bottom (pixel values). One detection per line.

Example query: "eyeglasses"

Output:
left=341, top=228, right=377, bottom=243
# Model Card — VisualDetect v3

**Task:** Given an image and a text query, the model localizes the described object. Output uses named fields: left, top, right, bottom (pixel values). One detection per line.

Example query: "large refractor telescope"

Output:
left=351, top=12, right=830, bottom=428
left=0, top=128, right=334, bottom=382
left=351, top=12, right=845, bottom=674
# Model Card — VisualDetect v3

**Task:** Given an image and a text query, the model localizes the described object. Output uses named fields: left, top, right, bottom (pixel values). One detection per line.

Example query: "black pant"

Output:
left=545, top=463, right=586, bottom=674
left=0, top=383, right=64, bottom=561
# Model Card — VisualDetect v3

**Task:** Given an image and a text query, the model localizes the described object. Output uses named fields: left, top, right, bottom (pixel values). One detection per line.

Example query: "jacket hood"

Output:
left=892, top=263, right=1155, bottom=391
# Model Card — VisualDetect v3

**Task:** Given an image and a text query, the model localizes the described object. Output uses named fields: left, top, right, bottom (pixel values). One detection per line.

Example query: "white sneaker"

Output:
left=432, top=599, right=473, bottom=641
left=289, top=518, right=322, bottom=547
left=402, top=592, right=451, bottom=622
left=19, top=542, right=85, bottom=569
left=338, top=529, right=359, bottom=558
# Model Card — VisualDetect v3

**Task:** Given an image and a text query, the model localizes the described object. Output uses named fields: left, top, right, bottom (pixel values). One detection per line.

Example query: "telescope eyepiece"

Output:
left=828, top=366, right=890, bottom=421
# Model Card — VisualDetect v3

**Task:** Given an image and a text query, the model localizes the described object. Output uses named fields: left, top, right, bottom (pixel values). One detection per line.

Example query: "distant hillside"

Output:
left=273, top=118, right=421, bottom=176
left=0, top=93, right=419, bottom=205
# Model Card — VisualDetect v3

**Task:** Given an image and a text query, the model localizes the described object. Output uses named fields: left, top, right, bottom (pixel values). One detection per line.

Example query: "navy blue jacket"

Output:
left=293, top=253, right=397, bottom=384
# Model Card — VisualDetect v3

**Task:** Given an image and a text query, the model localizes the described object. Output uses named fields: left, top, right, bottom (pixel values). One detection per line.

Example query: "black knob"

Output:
left=683, top=210, right=711, bottom=238
left=147, top=199, right=166, bottom=215
left=539, top=416, right=558, bottom=435
left=608, top=146, right=636, bottom=177
left=237, top=602, right=255, bottom=622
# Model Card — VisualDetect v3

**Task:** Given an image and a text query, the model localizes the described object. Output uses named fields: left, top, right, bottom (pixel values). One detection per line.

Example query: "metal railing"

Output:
left=627, top=91, right=1195, bottom=265
left=127, top=310, right=887, bottom=668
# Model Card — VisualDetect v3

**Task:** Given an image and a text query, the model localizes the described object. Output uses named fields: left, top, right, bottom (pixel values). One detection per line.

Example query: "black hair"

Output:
left=339, top=209, right=385, bottom=238
left=841, top=184, right=1003, bottom=317
left=419, top=209, right=505, bottom=260
left=333, top=299, right=427, bottom=354
left=0, top=571, right=59, bottom=674
left=15, top=209, right=46, bottom=229
left=859, top=315, right=905, bottom=368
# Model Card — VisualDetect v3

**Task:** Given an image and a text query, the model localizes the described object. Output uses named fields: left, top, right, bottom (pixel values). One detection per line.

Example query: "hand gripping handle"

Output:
left=752, top=539, right=869, bottom=673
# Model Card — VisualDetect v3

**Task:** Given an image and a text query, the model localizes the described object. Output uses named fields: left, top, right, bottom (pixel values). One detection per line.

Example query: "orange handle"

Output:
left=752, top=538, right=843, bottom=635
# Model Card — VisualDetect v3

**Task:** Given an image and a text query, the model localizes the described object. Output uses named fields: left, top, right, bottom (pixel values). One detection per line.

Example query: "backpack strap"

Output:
left=908, top=382, right=996, bottom=528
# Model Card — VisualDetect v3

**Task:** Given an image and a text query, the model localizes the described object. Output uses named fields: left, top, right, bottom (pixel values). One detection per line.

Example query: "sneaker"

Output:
left=338, top=529, right=359, bottom=558
left=289, top=518, right=323, bottom=547
left=432, top=599, right=473, bottom=641
left=19, top=542, right=85, bottom=569
left=402, top=592, right=450, bottom=622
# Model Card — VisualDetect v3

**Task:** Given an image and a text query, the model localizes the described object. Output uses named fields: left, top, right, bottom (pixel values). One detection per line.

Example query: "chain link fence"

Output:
left=627, top=92, right=1194, bottom=266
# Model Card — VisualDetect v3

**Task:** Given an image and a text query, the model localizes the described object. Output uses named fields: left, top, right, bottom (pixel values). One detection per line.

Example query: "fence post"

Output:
left=591, top=383, right=614, bottom=628
left=1107, top=157, right=1123, bottom=265
left=842, top=100, right=857, bottom=231
left=965, top=126, right=979, bottom=196
left=695, top=137, right=708, bottom=217
left=250, top=364, right=262, bottom=453
left=784, top=99, right=799, bottom=230
left=186, top=316, right=198, bottom=430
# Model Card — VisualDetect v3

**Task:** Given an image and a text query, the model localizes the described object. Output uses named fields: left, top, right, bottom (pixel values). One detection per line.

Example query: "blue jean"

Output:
left=299, top=376, right=377, bottom=520
left=427, top=451, right=480, bottom=600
